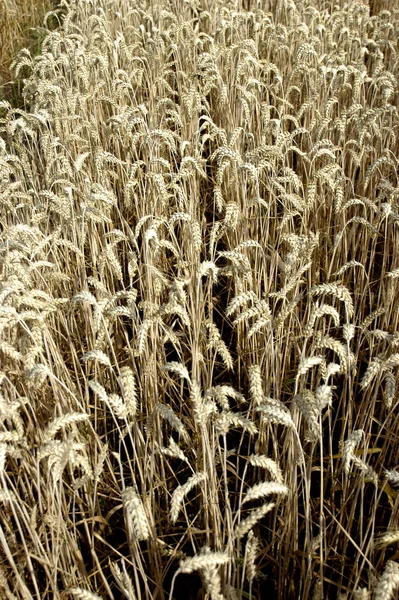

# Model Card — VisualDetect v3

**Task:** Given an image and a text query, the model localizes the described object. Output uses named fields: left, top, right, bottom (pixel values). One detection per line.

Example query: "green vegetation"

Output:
left=0, top=0, right=399, bottom=598
left=0, top=0, right=56, bottom=102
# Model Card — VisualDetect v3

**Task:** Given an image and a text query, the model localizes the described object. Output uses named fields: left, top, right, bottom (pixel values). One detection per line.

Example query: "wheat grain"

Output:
left=159, top=437, right=189, bottom=464
left=309, top=283, right=354, bottom=318
left=374, top=531, right=399, bottom=549
left=202, top=563, right=223, bottom=600
left=118, top=366, right=138, bottom=417
left=190, top=380, right=218, bottom=426
left=342, top=430, right=364, bottom=474
left=374, top=561, right=399, bottom=600
left=68, top=588, right=102, bottom=600
left=242, top=481, right=288, bottom=504
left=198, top=261, right=219, bottom=282
left=235, top=503, right=276, bottom=540
left=315, top=385, right=333, bottom=410
left=179, top=547, right=230, bottom=574
left=43, top=412, right=89, bottom=444
left=245, top=530, right=259, bottom=586
left=206, top=321, right=234, bottom=370
left=248, top=365, right=264, bottom=407
left=313, top=333, right=350, bottom=374
left=248, top=455, right=283, bottom=483
left=161, top=361, right=191, bottom=382
left=256, top=402, right=295, bottom=429
left=170, top=471, right=206, bottom=525
left=385, top=470, right=399, bottom=486
left=296, top=356, right=325, bottom=378
left=122, top=487, right=150, bottom=542
left=82, top=350, right=111, bottom=368
left=383, top=371, right=396, bottom=410
left=157, top=402, right=189, bottom=443
left=226, top=291, right=259, bottom=318
left=360, top=357, right=384, bottom=390
left=215, top=411, right=258, bottom=436
left=354, top=589, right=370, bottom=600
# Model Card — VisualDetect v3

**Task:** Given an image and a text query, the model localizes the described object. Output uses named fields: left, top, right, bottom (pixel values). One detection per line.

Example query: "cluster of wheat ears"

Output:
left=0, top=0, right=398, bottom=598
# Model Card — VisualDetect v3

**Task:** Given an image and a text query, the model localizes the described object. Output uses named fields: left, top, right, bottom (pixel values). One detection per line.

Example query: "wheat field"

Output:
left=0, top=0, right=54, bottom=92
left=0, top=0, right=399, bottom=598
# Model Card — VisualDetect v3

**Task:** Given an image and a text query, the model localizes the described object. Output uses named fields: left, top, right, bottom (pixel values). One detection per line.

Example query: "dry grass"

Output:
left=0, top=0, right=399, bottom=598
